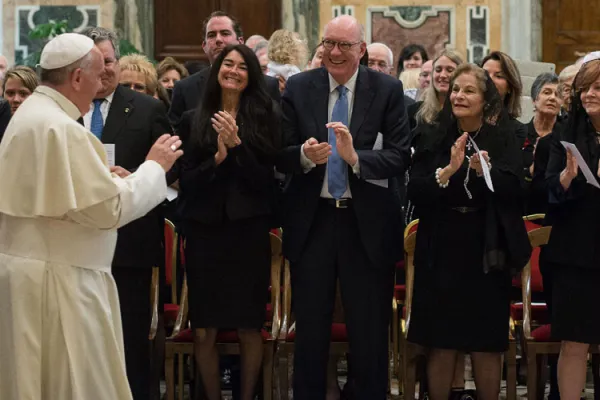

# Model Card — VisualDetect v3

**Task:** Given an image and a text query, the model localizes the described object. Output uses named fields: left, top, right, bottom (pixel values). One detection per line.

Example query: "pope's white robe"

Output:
left=0, top=86, right=167, bottom=400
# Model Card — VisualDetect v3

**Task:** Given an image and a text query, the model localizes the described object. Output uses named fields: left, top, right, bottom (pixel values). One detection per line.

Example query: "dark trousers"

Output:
left=113, top=267, right=153, bottom=400
left=291, top=202, right=394, bottom=400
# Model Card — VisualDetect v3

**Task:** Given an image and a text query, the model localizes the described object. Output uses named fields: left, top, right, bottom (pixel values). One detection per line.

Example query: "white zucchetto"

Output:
left=582, top=51, right=600, bottom=65
left=39, top=33, right=94, bottom=70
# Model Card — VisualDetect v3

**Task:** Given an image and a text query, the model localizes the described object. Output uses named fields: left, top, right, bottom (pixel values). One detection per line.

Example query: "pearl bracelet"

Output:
left=435, top=167, right=449, bottom=188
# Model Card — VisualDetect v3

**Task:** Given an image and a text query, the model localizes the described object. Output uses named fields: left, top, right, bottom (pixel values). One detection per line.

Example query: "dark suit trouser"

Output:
left=113, top=267, right=153, bottom=400
left=291, top=202, right=394, bottom=400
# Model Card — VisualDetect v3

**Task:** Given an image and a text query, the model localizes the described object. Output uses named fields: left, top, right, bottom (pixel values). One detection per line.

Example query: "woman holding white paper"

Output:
left=544, top=58, right=600, bottom=400
left=407, top=64, right=531, bottom=400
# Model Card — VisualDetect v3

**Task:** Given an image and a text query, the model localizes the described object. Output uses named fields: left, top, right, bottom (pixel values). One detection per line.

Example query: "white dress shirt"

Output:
left=83, top=91, right=115, bottom=129
left=300, top=69, right=360, bottom=199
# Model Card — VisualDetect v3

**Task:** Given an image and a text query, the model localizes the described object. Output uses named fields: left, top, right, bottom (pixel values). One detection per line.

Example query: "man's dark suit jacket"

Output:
left=168, top=67, right=281, bottom=126
left=103, top=85, right=172, bottom=269
left=277, top=66, right=411, bottom=268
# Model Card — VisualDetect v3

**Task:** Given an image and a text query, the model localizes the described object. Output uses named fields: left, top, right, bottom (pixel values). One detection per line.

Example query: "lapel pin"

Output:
left=125, top=107, right=130, bottom=113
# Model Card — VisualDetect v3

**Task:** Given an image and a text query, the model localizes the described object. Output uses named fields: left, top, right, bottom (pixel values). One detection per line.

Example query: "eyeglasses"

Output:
left=321, top=39, right=361, bottom=52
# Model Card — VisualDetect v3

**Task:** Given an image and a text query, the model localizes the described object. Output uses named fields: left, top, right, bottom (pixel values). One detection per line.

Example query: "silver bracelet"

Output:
left=435, top=167, right=449, bottom=188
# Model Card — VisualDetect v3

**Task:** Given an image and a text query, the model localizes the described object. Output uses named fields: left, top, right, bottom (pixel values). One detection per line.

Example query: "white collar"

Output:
left=328, top=68, right=359, bottom=94
left=94, top=90, right=115, bottom=105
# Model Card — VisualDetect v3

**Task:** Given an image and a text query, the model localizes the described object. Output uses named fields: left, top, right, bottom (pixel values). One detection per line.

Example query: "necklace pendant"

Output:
left=466, top=142, right=472, bottom=151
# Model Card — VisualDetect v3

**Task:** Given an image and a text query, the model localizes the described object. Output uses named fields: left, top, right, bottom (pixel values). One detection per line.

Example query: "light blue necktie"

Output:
left=90, top=99, right=104, bottom=139
left=328, top=85, right=349, bottom=199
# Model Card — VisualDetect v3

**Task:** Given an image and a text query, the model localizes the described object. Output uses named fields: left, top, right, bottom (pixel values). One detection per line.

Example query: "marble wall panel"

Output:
left=2, top=0, right=113, bottom=67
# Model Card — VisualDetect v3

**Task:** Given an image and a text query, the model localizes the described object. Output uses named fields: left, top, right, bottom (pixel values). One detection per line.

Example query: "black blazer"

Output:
left=168, top=67, right=281, bottom=127
left=545, top=126, right=600, bottom=269
left=277, top=66, right=411, bottom=268
left=0, top=100, right=11, bottom=143
left=102, top=85, right=172, bottom=269
left=177, top=105, right=280, bottom=225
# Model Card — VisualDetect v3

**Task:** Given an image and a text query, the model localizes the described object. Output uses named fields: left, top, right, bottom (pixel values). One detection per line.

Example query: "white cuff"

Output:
left=351, top=157, right=360, bottom=177
left=300, top=144, right=316, bottom=173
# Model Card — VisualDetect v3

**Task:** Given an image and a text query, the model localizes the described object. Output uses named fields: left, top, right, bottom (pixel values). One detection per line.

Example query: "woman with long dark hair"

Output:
left=407, top=64, right=530, bottom=400
left=177, top=44, right=281, bottom=400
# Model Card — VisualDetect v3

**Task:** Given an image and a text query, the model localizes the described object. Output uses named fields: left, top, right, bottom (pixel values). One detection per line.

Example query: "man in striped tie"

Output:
left=277, top=14, right=412, bottom=400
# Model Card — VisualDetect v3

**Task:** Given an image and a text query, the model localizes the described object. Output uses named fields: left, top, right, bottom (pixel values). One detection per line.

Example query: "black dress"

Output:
left=407, top=123, right=529, bottom=352
left=177, top=109, right=279, bottom=329
left=545, top=117, right=600, bottom=344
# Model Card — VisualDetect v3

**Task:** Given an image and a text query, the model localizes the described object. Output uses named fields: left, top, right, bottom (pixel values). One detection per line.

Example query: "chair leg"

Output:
left=536, top=355, right=548, bottom=400
left=388, top=329, right=393, bottom=394
left=177, top=353, right=185, bottom=400
left=403, top=344, right=417, bottom=400
left=263, top=344, right=274, bottom=400
left=526, top=345, right=537, bottom=400
left=506, top=341, right=518, bottom=400
left=278, top=347, right=290, bottom=400
left=393, top=306, right=399, bottom=384
left=593, top=354, right=600, bottom=400
left=397, top=330, right=405, bottom=394
left=165, top=347, right=175, bottom=400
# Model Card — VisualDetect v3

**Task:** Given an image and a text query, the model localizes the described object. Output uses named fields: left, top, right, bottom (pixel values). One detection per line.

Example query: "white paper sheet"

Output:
left=166, top=187, right=179, bottom=201
left=468, top=136, right=494, bottom=192
left=104, top=144, right=115, bottom=167
left=560, top=141, right=600, bottom=188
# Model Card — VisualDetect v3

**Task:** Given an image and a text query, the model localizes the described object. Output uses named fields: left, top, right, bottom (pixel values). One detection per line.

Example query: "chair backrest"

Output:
left=164, top=219, right=178, bottom=304
left=404, top=219, right=419, bottom=239
left=521, top=225, right=552, bottom=340
left=512, top=215, right=545, bottom=292
left=403, top=219, right=419, bottom=336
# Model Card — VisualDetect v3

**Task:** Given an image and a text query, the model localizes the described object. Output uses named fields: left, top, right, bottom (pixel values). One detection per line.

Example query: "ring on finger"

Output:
left=170, top=144, right=177, bottom=152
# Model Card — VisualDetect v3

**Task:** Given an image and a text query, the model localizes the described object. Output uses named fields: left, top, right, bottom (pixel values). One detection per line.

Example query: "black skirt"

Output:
left=407, top=208, right=512, bottom=353
left=551, top=262, right=600, bottom=344
left=184, top=216, right=271, bottom=330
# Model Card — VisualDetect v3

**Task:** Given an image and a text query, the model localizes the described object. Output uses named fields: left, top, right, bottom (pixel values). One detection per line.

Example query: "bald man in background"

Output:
left=245, top=34, right=266, bottom=49
left=367, top=42, right=415, bottom=109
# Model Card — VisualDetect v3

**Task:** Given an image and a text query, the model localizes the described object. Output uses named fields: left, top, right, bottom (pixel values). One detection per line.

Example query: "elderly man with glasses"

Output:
left=278, top=15, right=411, bottom=399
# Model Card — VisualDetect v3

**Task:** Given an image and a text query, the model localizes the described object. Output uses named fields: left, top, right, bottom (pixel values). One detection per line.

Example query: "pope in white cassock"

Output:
left=0, top=33, right=183, bottom=399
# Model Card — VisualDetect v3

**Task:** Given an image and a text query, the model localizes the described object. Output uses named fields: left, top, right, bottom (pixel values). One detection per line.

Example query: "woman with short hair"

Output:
left=157, top=56, right=189, bottom=91
left=524, top=72, right=564, bottom=214
left=2, top=66, right=39, bottom=114
left=408, top=63, right=530, bottom=400
left=545, top=58, right=600, bottom=400
left=118, top=54, right=158, bottom=96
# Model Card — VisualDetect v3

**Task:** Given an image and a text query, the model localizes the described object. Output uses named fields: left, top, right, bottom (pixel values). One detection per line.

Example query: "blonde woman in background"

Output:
left=157, top=56, right=189, bottom=90
left=400, top=68, right=421, bottom=100
left=2, top=66, right=39, bottom=114
left=0, top=66, right=37, bottom=140
left=558, top=64, right=580, bottom=113
left=267, top=29, right=309, bottom=93
left=119, top=54, right=158, bottom=97
left=408, top=50, right=464, bottom=131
